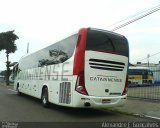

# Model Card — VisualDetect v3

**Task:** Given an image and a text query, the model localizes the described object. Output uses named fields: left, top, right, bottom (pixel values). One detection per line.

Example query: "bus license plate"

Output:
left=102, top=99, right=111, bottom=104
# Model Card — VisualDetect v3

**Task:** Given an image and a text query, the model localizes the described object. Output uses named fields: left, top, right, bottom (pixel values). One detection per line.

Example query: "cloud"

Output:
left=0, top=0, right=160, bottom=70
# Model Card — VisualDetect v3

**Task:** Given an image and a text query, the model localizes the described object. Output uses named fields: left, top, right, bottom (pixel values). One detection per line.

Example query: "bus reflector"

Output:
left=122, top=76, right=128, bottom=95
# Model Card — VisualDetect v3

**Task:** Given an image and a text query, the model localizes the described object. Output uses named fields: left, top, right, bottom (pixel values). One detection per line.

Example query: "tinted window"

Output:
left=128, top=69, right=152, bottom=75
left=86, top=29, right=129, bottom=57
left=128, top=69, right=143, bottom=75
left=19, top=34, right=78, bottom=70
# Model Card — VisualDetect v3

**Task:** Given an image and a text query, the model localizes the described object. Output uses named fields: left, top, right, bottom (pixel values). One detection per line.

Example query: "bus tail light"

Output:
left=75, top=71, right=88, bottom=95
left=122, top=76, right=128, bottom=95
left=73, top=28, right=88, bottom=95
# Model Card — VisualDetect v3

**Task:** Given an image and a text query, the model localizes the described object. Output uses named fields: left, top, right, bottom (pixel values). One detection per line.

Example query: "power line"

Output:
left=112, top=5, right=160, bottom=31
left=105, top=4, right=160, bottom=63
left=106, top=4, right=160, bottom=31
left=137, top=51, right=160, bottom=62
left=107, top=4, right=160, bottom=29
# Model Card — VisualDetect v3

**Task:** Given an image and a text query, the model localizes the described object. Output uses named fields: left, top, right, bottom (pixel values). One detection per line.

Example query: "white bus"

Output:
left=128, top=66, right=153, bottom=87
left=14, top=28, right=129, bottom=108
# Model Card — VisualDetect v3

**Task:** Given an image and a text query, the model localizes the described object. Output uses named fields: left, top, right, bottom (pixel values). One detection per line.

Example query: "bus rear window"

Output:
left=86, top=29, right=129, bottom=57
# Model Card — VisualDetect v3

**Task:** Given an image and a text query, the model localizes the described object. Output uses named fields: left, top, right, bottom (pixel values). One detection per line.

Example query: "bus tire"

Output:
left=41, top=87, right=49, bottom=108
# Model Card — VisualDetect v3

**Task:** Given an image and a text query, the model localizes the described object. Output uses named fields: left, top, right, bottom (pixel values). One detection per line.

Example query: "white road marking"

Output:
left=134, top=113, right=160, bottom=121
left=143, top=114, right=160, bottom=120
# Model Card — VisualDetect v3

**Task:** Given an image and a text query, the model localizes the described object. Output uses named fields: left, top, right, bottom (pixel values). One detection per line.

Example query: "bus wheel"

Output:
left=42, top=87, right=49, bottom=107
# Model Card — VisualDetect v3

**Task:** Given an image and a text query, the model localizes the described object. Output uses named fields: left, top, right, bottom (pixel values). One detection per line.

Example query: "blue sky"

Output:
left=0, top=0, right=160, bottom=70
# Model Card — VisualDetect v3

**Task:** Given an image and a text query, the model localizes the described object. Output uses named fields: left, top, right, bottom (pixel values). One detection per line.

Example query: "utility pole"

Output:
left=27, top=42, right=29, bottom=54
left=147, top=54, right=150, bottom=67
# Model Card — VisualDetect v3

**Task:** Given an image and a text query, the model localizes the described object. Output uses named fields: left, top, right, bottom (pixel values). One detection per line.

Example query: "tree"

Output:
left=0, top=30, right=19, bottom=85
left=0, top=33, right=5, bottom=50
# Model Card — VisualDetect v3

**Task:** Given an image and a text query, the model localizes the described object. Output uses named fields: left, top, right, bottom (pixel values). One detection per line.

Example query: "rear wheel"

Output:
left=41, top=87, right=49, bottom=107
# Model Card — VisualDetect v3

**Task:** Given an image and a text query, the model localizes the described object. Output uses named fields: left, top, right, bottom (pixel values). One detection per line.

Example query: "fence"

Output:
left=128, top=85, right=160, bottom=100
left=127, top=66, right=160, bottom=101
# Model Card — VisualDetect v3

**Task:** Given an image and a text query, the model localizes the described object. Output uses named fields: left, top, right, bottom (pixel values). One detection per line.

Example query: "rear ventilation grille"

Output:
left=89, top=59, right=125, bottom=71
left=59, top=82, right=71, bottom=104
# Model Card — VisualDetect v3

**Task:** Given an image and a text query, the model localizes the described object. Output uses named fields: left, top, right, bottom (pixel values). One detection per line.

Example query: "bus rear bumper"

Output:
left=73, top=93, right=127, bottom=108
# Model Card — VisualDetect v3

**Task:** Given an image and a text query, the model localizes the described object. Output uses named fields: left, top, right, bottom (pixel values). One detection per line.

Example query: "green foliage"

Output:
left=0, top=30, right=19, bottom=53
left=0, top=30, right=19, bottom=85
left=0, top=33, right=5, bottom=50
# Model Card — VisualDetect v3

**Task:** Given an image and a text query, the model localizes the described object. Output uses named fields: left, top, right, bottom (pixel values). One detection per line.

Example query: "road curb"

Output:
left=107, top=109, right=160, bottom=121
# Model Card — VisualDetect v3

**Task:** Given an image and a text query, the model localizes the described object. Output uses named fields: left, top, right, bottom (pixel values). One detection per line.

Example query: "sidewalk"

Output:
left=110, top=98, right=160, bottom=120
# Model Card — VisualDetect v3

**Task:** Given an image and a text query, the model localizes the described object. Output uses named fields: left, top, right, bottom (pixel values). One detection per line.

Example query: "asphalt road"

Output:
left=0, top=85, right=157, bottom=128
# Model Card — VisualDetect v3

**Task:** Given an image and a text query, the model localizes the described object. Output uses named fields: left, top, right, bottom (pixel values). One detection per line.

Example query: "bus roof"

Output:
left=129, top=66, right=150, bottom=70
